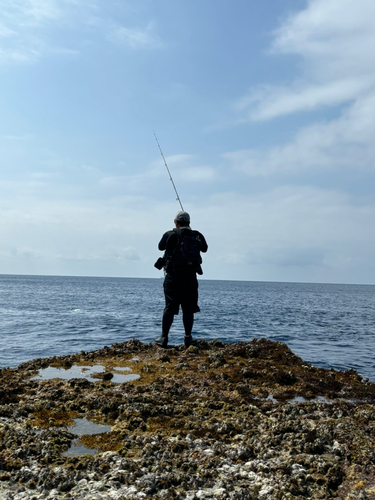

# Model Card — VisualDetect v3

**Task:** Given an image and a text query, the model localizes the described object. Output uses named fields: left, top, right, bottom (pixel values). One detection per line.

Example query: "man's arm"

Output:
left=196, top=231, right=208, bottom=253
left=158, top=230, right=173, bottom=251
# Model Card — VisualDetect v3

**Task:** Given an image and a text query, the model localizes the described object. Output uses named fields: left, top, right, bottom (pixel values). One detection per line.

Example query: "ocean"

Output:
left=0, top=274, right=374, bottom=381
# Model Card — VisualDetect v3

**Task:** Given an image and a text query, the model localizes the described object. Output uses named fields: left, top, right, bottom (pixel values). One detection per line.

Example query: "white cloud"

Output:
left=182, top=166, right=216, bottom=182
left=159, top=154, right=193, bottom=166
left=201, top=185, right=375, bottom=279
left=0, top=134, right=31, bottom=140
left=107, top=22, right=162, bottom=49
left=230, top=0, right=375, bottom=176
left=0, top=0, right=163, bottom=64
left=150, top=153, right=218, bottom=184
left=274, top=0, right=375, bottom=67
left=236, top=0, right=375, bottom=120
left=55, top=246, right=140, bottom=262
left=0, top=22, right=16, bottom=38
left=0, top=0, right=61, bottom=26
left=0, top=246, right=44, bottom=259
left=1, top=173, right=374, bottom=281
left=0, top=0, right=69, bottom=63
left=225, top=93, right=375, bottom=176
left=236, top=77, right=373, bottom=122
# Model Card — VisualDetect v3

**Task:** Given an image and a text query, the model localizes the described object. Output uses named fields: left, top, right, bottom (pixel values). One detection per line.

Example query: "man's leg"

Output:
left=156, top=310, right=174, bottom=348
left=182, top=311, right=194, bottom=336
left=162, top=311, right=174, bottom=336
left=182, top=275, right=199, bottom=347
left=182, top=309, right=198, bottom=347
left=156, top=276, right=178, bottom=348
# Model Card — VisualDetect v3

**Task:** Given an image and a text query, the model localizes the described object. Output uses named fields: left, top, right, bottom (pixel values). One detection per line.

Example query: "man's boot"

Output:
left=184, top=335, right=198, bottom=348
left=155, top=335, right=168, bottom=348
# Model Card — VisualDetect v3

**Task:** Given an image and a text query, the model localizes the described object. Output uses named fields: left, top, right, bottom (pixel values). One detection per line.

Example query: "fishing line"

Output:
left=154, top=131, right=184, bottom=211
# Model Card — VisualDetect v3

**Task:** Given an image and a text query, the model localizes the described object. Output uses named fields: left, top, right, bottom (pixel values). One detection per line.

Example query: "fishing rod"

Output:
left=154, top=132, right=184, bottom=211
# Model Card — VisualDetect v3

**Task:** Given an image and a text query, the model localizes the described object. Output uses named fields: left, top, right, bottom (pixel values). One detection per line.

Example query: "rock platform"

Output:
left=1, top=338, right=375, bottom=499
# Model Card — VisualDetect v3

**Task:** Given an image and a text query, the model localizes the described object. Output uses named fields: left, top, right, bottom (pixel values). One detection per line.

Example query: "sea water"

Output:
left=0, top=275, right=374, bottom=381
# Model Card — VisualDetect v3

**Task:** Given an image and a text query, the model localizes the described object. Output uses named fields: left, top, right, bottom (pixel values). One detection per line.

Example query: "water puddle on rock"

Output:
left=62, top=417, right=112, bottom=457
left=31, top=365, right=140, bottom=383
left=287, top=395, right=331, bottom=404
left=260, top=394, right=332, bottom=404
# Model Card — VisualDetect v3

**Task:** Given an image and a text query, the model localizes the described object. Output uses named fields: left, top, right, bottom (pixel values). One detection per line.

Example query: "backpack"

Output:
left=166, top=229, right=202, bottom=272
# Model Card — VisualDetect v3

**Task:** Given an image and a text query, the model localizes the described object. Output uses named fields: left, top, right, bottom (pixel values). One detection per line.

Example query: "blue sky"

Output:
left=1, top=0, right=375, bottom=284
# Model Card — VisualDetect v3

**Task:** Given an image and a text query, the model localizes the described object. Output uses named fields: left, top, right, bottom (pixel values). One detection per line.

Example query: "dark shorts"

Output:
left=163, top=272, right=200, bottom=316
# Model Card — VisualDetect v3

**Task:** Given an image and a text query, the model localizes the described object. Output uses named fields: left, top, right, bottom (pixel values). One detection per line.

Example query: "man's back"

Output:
left=160, top=227, right=207, bottom=275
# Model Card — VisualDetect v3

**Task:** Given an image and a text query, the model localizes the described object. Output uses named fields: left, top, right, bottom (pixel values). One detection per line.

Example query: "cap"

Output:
left=175, top=211, right=190, bottom=223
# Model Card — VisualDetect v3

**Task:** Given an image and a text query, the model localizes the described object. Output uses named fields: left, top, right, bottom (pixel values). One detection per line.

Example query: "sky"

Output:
left=1, top=0, right=375, bottom=284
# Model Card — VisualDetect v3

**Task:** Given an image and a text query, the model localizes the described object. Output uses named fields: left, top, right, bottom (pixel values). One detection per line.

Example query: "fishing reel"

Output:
left=154, top=257, right=166, bottom=270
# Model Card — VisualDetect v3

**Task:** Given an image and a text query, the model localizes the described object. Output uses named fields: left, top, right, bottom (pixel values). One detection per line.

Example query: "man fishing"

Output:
left=155, top=211, right=208, bottom=348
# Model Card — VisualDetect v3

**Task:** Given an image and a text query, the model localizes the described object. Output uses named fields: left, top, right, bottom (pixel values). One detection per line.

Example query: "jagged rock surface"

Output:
left=1, top=338, right=375, bottom=499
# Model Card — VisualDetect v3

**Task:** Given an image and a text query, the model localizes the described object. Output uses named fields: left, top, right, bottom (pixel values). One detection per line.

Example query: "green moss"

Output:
left=31, top=409, right=79, bottom=429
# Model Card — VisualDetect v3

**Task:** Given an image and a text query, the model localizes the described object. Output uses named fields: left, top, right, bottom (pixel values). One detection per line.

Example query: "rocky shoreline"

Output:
left=1, top=338, right=375, bottom=499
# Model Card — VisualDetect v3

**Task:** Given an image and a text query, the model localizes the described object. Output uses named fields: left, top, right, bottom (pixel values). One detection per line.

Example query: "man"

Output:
left=155, top=211, right=208, bottom=348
